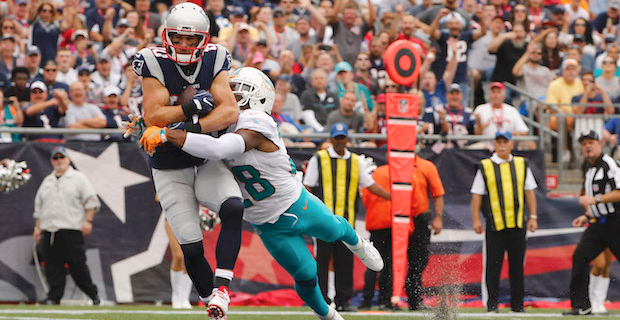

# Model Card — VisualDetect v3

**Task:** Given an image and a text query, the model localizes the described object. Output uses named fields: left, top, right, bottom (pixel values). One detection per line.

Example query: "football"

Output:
left=177, top=86, right=198, bottom=105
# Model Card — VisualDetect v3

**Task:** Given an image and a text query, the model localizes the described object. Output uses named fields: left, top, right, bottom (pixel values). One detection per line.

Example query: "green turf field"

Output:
left=0, top=305, right=617, bottom=320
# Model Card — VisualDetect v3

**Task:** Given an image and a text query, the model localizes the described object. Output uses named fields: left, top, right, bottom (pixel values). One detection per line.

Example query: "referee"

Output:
left=564, top=130, right=620, bottom=316
left=470, top=130, right=538, bottom=313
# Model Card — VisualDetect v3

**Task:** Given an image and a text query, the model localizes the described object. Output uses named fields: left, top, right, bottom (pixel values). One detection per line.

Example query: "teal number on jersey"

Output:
left=232, top=165, right=276, bottom=202
left=288, top=158, right=297, bottom=174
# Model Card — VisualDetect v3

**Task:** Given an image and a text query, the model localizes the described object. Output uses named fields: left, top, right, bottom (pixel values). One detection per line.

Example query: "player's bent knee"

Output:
left=180, top=240, right=204, bottom=260
left=219, top=197, right=244, bottom=223
left=292, top=262, right=317, bottom=281
left=174, top=222, right=203, bottom=245
left=295, top=275, right=318, bottom=288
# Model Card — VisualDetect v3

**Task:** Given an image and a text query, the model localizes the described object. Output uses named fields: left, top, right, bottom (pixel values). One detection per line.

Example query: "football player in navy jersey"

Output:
left=131, top=3, right=243, bottom=319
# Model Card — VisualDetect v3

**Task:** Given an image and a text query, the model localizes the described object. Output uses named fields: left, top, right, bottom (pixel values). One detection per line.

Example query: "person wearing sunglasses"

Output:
left=33, top=146, right=102, bottom=306
left=512, top=42, right=554, bottom=104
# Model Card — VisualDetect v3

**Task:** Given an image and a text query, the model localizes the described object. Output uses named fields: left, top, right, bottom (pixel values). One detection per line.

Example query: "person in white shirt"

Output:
left=64, top=82, right=106, bottom=141
left=55, top=47, right=78, bottom=85
left=473, top=82, right=529, bottom=137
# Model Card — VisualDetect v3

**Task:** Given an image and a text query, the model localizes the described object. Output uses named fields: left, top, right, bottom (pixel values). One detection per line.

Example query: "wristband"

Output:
left=529, top=215, right=537, bottom=220
left=595, top=194, right=602, bottom=204
left=183, top=120, right=202, bottom=133
left=86, top=219, right=93, bottom=223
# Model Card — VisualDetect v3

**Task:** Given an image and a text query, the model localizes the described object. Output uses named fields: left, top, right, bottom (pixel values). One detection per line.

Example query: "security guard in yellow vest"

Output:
left=470, top=130, right=538, bottom=313
left=303, top=123, right=391, bottom=311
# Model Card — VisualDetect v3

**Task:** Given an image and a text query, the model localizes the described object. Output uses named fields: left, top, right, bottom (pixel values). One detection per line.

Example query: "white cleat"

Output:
left=591, top=302, right=608, bottom=315
left=344, top=234, right=384, bottom=272
left=207, top=286, right=230, bottom=320
left=316, top=306, right=345, bottom=320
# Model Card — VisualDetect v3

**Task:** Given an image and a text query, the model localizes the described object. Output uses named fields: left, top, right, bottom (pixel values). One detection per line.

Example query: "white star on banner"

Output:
left=66, top=143, right=150, bottom=223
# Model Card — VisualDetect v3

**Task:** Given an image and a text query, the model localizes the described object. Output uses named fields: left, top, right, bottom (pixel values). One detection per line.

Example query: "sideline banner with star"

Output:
left=0, top=142, right=618, bottom=304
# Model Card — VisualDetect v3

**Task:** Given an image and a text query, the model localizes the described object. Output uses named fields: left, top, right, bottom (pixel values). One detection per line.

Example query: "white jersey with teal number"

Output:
left=226, top=109, right=303, bottom=225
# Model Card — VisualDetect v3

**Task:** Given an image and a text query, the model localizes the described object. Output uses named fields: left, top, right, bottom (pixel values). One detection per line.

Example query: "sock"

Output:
left=295, top=276, right=330, bottom=317
left=598, top=276, right=610, bottom=306
left=214, top=269, right=233, bottom=288
left=216, top=198, right=244, bottom=270
left=589, top=274, right=598, bottom=306
left=335, top=216, right=359, bottom=246
left=170, top=270, right=182, bottom=305
left=180, top=272, right=193, bottom=305
left=180, top=241, right=214, bottom=298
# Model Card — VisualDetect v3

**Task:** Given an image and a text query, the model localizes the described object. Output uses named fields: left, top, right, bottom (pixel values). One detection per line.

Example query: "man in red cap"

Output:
left=473, top=82, right=529, bottom=142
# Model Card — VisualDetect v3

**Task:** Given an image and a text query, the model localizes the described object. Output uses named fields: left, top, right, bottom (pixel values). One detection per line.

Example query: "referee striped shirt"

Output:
left=583, top=154, right=620, bottom=217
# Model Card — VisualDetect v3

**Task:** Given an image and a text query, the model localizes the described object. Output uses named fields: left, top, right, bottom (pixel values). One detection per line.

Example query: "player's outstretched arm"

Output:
left=142, top=77, right=187, bottom=127
left=196, top=71, right=240, bottom=133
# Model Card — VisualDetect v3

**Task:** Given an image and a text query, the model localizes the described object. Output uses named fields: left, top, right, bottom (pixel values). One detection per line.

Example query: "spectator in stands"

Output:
left=90, top=52, right=122, bottom=100
left=592, top=0, right=620, bottom=34
left=0, top=89, right=23, bottom=142
left=410, top=0, right=436, bottom=18
left=572, top=72, right=614, bottom=147
left=594, top=43, right=620, bottom=77
left=596, top=57, right=620, bottom=101
left=219, top=7, right=259, bottom=45
left=326, top=90, right=366, bottom=133
left=563, top=0, right=589, bottom=22
left=120, top=62, right=142, bottom=116
left=21, top=80, right=68, bottom=141
left=353, top=52, right=380, bottom=97
left=302, top=50, right=338, bottom=89
left=368, top=37, right=387, bottom=90
left=250, top=39, right=280, bottom=75
left=567, top=41, right=595, bottom=73
left=250, top=6, right=274, bottom=43
left=77, top=67, right=102, bottom=107
left=428, top=7, right=485, bottom=106
left=208, top=0, right=231, bottom=32
left=134, top=0, right=161, bottom=32
left=64, top=82, right=106, bottom=141
left=541, top=30, right=561, bottom=72
left=39, top=60, right=70, bottom=93
left=473, top=82, right=529, bottom=138
left=30, top=0, right=74, bottom=67
left=85, top=0, right=124, bottom=43
left=300, top=68, right=339, bottom=131
left=23, top=45, right=42, bottom=80
left=275, top=74, right=303, bottom=122
left=268, top=7, right=300, bottom=59
left=335, top=61, right=372, bottom=113
left=527, top=0, right=551, bottom=30
left=558, top=18, right=598, bottom=56
left=604, top=118, right=620, bottom=159
left=293, top=43, right=314, bottom=74
left=509, top=4, right=531, bottom=32
left=100, top=85, right=129, bottom=141
left=55, top=48, right=77, bottom=85
left=328, top=0, right=376, bottom=66
left=0, top=35, right=20, bottom=77
left=7, top=1, right=29, bottom=30
left=513, top=43, right=554, bottom=101
left=437, top=84, right=476, bottom=148
left=72, top=30, right=96, bottom=71
left=545, top=59, right=584, bottom=162
left=417, top=0, right=470, bottom=30
left=4, top=67, right=30, bottom=103
left=396, top=15, right=428, bottom=56
left=284, top=13, right=320, bottom=60
left=469, top=14, right=503, bottom=89
left=488, top=23, right=529, bottom=100
left=227, top=22, right=255, bottom=64
left=274, top=49, right=306, bottom=97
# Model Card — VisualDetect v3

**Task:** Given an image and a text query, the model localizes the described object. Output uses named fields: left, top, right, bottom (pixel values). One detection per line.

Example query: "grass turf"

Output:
left=0, top=305, right=617, bottom=320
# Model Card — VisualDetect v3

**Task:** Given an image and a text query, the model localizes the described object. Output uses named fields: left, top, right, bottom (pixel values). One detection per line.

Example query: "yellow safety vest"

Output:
left=314, top=149, right=360, bottom=227
left=480, top=156, right=527, bottom=231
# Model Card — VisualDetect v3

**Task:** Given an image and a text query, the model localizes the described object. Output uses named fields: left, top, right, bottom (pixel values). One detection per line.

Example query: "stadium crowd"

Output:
left=0, top=0, right=618, bottom=162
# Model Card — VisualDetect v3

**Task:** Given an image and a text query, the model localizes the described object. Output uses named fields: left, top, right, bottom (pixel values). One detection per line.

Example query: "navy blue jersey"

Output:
left=22, top=103, right=64, bottom=140
left=133, top=44, right=232, bottom=169
left=436, top=32, right=474, bottom=84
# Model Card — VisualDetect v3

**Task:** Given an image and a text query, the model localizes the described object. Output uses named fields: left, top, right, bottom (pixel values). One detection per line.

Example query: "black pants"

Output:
left=405, top=214, right=431, bottom=309
left=484, top=228, right=526, bottom=311
left=41, top=230, right=98, bottom=303
left=570, top=216, right=620, bottom=310
left=362, top=228, right=392, bottom=306
left=317, top=239, right=353, bottom=307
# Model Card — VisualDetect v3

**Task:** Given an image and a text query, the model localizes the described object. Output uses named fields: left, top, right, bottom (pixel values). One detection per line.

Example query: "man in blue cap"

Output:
left=470, top=129, right=539, bottom=313
left=304, top=123, right=391, bottom=311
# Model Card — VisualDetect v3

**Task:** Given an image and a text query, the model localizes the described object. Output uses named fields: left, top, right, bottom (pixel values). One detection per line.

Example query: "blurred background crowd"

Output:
left=0, top=0, right=619, bottom=163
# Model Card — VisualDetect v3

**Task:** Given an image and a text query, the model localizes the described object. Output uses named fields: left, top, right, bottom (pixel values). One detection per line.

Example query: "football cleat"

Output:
left=315, top=306, right=344, bottom=320
left=344, top=234, right=384, bottom=272
left=207, top=286, right=230, bottom=320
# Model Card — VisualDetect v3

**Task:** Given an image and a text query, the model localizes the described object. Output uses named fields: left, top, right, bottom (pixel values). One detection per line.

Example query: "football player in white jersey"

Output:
left=141, top=67, right=385, bottom=320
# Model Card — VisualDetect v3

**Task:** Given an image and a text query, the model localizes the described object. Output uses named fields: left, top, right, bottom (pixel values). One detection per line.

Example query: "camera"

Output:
left=318, top=44, right=332, bottom=51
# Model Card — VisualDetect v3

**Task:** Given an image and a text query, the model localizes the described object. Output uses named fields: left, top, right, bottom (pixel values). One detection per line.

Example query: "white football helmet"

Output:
left=229, top=67, right=276, bottom=114
left=163, top=2, right=210, bottom=65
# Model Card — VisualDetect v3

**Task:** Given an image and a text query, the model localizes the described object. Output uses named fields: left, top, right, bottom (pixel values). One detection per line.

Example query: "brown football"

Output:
left=177, top=86, right=198, bottom=105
